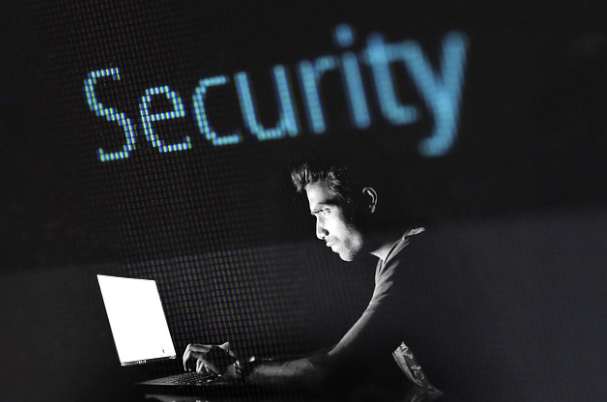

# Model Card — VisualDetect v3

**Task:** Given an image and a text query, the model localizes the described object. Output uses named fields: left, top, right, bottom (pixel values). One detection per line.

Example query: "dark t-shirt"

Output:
left=329, top=227, right=521, bottom=401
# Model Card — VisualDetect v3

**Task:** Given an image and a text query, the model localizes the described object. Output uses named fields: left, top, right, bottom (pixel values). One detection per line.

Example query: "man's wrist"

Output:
left=236, top=356, right=259, bottom=382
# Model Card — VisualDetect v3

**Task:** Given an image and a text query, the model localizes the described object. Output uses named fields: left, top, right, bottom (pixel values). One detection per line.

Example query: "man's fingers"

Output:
left=195, top=356, right=219, bottom=374
left=218, top=341, right=238, bottom=360
left=182, top=345, right=198, bottom=371
left=219, top=341, right=237, bottom=358
left=188, top=344, right=213, bottom=353
left=205, top=359, right=220, bottom=374
left=182, top=343, right=213, bottom=371
left=182, top=343, right=233, bottom=373
left=196, top=359, right=204, bottom=374
left=182, top=347, right=191, bottom=371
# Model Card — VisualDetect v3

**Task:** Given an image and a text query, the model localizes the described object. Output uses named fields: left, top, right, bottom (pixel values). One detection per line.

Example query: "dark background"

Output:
left=1, top=2, right=606, bottom=401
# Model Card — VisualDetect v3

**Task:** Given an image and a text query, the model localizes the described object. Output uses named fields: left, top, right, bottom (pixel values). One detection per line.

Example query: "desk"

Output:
left=140, top=384, right=434, bottom=402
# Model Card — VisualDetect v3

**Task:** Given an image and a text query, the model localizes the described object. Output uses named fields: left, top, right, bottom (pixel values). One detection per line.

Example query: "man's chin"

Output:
left=337, top=251, right=356, bottom=262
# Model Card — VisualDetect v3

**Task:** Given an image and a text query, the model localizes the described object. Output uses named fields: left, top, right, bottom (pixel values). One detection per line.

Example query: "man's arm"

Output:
left=246, top=256, right=408, bottom=387
left=187, top=298, right=403, bottom=389
left=187, top=255, right=408, bottom=388
left=244, top=347, right=333, bottom=388
left=246, top=291, right=404, bottom=388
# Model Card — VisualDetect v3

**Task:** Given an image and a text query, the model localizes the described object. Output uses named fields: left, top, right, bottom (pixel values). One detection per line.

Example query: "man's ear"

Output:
left=361, top=187, right=378, bottom=214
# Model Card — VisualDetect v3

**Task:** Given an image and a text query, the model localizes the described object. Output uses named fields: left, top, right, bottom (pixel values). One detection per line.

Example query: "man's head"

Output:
left=291, top=161, right=378, bottom=261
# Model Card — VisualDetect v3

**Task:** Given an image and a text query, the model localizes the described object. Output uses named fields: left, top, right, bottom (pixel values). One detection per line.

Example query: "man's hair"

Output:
left=290, top=160, right=363, bottom=207
left=290, top=152, right=413, bottom=232
left=289, top=139, right=420, bottom=231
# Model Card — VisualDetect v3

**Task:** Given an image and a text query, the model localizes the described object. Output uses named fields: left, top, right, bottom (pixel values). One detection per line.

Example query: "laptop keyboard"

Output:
left=145, top=371, right=218, bottom=386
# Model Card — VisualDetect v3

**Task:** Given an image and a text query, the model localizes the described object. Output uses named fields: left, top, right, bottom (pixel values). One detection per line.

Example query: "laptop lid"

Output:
left=97, top=274, right=177, bottom=366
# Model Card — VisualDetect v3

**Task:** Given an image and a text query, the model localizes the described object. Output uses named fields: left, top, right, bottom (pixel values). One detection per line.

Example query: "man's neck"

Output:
left=369, top=231, right=403, bottom=262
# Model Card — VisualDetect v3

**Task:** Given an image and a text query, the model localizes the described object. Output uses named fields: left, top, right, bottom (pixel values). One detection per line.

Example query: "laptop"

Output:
left=96, top=274, right=248, bottom=393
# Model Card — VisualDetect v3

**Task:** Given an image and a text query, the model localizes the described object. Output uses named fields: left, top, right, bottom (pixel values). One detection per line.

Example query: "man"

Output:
left=182, top=159, right=440, bottom=395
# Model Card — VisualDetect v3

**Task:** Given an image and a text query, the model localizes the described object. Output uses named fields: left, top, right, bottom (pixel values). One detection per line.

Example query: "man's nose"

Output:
left=316, top=220, right=328, bottom=240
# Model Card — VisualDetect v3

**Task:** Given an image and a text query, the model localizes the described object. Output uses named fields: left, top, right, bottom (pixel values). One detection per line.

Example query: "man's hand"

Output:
left=182, top=342, right=238, bottom=377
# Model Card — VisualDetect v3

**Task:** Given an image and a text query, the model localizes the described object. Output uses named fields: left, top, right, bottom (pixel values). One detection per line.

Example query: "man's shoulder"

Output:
left=399, top=224, right=460, bottom=255
left=381, top=224, right=460, bottom=275
left=385, top=226, right=428, bottom=263
left=375, top=227, right=427, bottom=281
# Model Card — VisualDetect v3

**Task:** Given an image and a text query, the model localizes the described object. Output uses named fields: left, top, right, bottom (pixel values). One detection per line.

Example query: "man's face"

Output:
left=305, top=180, right=365, bottom=261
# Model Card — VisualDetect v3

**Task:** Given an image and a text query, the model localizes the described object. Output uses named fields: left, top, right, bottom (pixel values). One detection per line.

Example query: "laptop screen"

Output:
left=97, top=275, right=177, bottom=366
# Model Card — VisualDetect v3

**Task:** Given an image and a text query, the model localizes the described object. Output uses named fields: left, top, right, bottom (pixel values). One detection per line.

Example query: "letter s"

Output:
left=83, top=68, right=136, bottom=162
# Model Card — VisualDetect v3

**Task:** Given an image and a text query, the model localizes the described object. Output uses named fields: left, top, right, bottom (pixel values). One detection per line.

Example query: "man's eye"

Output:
left=312, top=208, right=331, bottom=217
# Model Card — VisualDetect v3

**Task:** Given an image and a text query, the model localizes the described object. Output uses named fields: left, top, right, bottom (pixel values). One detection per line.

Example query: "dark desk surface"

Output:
left=141, top=384, right=433, bottom=402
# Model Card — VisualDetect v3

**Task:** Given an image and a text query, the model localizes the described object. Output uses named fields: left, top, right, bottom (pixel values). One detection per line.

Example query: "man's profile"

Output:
left=182, top=157, right=440, bottom=396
